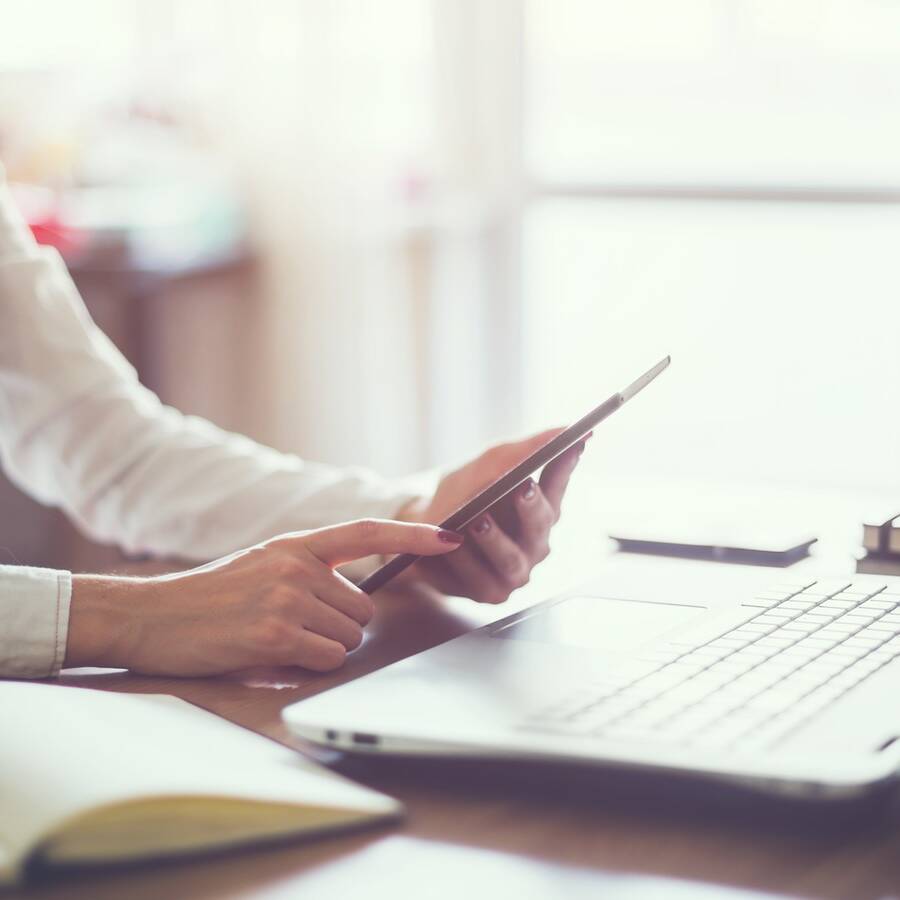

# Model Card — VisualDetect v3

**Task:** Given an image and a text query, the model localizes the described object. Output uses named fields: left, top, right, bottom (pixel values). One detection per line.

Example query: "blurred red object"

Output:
left=28, top=215, right=88, bottom=259
left=10, top=184, right=88, bottom=261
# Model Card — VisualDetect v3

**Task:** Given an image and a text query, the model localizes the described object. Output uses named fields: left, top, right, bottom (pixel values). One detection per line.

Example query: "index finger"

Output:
left=299, top=519, right=464, bottom=568
left=538, top=437, right=589, bottom=515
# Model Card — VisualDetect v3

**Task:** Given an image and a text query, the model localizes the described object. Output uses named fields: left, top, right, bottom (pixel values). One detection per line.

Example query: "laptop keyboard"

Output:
left=528, top=580, right=900, bottom=752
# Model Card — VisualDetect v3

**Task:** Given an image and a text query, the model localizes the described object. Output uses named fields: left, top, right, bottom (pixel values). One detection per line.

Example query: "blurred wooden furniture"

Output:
left=67, top=246, right=256, bottom=395
left=11, top=554, right=900, bottom=900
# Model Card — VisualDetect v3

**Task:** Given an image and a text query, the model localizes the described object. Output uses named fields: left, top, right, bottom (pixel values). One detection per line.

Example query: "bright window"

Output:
left=520, top=0, right=900, bottom=493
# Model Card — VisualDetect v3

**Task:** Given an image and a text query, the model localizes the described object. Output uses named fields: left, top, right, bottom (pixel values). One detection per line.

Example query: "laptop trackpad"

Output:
left=491, top=596, right=705, bottom=653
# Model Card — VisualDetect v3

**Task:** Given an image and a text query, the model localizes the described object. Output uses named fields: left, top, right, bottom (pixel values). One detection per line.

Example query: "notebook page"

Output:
left=0, top=683, right=399, bottom=878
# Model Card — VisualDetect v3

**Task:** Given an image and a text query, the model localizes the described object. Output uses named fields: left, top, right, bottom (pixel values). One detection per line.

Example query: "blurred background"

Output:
left=1, top=0, right=899, bottom=575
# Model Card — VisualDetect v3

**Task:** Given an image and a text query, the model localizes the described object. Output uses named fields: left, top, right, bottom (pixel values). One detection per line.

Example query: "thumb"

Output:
left=300, top=519, right=464, bottom=567
left=509, top=427, right=566, bottom=455
left=481, top=427, right=566, bottom=472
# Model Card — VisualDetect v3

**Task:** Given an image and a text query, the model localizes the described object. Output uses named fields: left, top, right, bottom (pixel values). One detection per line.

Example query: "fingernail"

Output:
left=471, top=516, right=491, bottom=535
left=438, top=529, right=465, bottom=544
left=521, top=479, right=537, bottom=501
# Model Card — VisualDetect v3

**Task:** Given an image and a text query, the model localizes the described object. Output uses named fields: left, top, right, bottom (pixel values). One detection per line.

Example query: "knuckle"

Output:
left=344, top=623, right=364, bottom=651
left=245, top=544, right=270, bottom=565
left=535, top=500, right=555, bottom=527
left=264, top=584, right=299, bottom=614
left=503, top=572, right=529, bottom=591
left=499, top=553, right=528, bottom=586
left=355, top=518, right=381, bottom=539
left=255, top=617, right=295, bottom=653
left=535, top=541, right=551, bottom=563
left=271, top=553, right=307, bottom=580
left=479, top=586, right=508, bottom=605
left=355, top=595, right=375, bottom=625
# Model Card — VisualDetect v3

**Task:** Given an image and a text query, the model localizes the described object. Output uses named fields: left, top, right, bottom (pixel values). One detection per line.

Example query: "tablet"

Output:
left=359, top=356, right=671, bottom=595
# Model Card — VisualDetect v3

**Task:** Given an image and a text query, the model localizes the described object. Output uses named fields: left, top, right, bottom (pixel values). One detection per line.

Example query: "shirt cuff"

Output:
left=0, top=566, right=72, bottom=678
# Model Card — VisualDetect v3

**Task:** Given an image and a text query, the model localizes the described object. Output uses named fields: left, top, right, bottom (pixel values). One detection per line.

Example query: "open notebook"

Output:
left=0, top=682, right=401, bottom=884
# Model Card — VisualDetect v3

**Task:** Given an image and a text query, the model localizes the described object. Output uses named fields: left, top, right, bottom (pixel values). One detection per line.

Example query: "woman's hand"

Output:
left=398, top=429, right=588, bottom=604
left=65, top=520, right=463, bottom=676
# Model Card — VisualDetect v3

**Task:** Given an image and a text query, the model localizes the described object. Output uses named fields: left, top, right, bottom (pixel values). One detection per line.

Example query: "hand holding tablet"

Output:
left=359, top=356, right=671, bottom=595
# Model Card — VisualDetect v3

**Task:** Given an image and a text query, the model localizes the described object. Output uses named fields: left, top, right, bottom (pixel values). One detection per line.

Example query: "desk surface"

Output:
left=12, top=481, right=900, bottom=900
left=13, top=572, right=900, bottom=899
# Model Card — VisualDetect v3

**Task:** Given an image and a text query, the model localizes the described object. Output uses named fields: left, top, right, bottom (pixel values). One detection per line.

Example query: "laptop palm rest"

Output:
left=490, top=595, right=706, bottom=653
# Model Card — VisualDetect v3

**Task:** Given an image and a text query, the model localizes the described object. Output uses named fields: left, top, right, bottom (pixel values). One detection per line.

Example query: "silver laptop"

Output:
left=283, top=569, right=900, bottom=799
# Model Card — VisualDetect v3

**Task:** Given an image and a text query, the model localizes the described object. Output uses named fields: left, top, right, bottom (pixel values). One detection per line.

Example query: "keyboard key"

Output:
left=733, top=648, right=779, bottom=665
left=822, top=649, right=868, bottom=667
left=734, top=623, right=778, bottom=637
left=839, top=584, right=887, bottom=596
left=776, top=623, right=822, bottom=637
left=831, top=591, right=873, bottom=602
left=859, top=599, right=898, bottom=612
left=621, top=672, right=686, bottom=698
left=842, top=612, right=879, bottom=625
left=820, top=599, right=859, bottom=612
left=681, top=647, right=731, bottom=664
left=531, top=581, right=900, bottom=745
left=707, top=658, right=758, bottom=678
left=756, top=636, right=797, bottom=650
left=794, top=684, right=844, bottom=710
left=743, top=691, right=798, bottom=714
left=779, top=599, right=821, bottom=612
left=828, top=668, right=868, bottom=689
left=754, top=611, right=796, bottom=625
left=793, top=611, right=835, bottom=624
left=843, top=635, right=883, bottom=650
left=851, top=654, right=885, bottom=673
left=809, top=580, right=852, bottom=595
left=707, top=636, right=755, bottom=653
left=760, top=652, right=805, bottom=671
left=802, top=660, right=846, bottom=680
left=823, top=621, right=862, bottom=635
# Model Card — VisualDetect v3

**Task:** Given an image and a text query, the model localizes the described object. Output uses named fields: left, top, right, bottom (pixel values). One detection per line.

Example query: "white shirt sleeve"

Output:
left=0, top=566, right=70, bottom=678
left=0, top=167, right=420, bottom=678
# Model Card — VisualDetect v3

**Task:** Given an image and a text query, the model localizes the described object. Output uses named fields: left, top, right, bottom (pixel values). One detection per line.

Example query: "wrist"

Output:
left=65, top=575, right=147, bottom=669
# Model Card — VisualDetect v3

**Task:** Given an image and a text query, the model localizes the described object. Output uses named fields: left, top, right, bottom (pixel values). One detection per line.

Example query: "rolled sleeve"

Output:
left=0, top=565, right=71, bottom=678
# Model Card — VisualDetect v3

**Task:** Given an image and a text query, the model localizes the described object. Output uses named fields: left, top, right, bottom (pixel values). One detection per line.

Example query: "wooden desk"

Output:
left=12, top=561, right=900, bottom=900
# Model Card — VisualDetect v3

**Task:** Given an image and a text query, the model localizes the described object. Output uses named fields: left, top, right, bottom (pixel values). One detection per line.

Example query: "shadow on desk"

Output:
left=333, top=751, right=899, bottom=836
